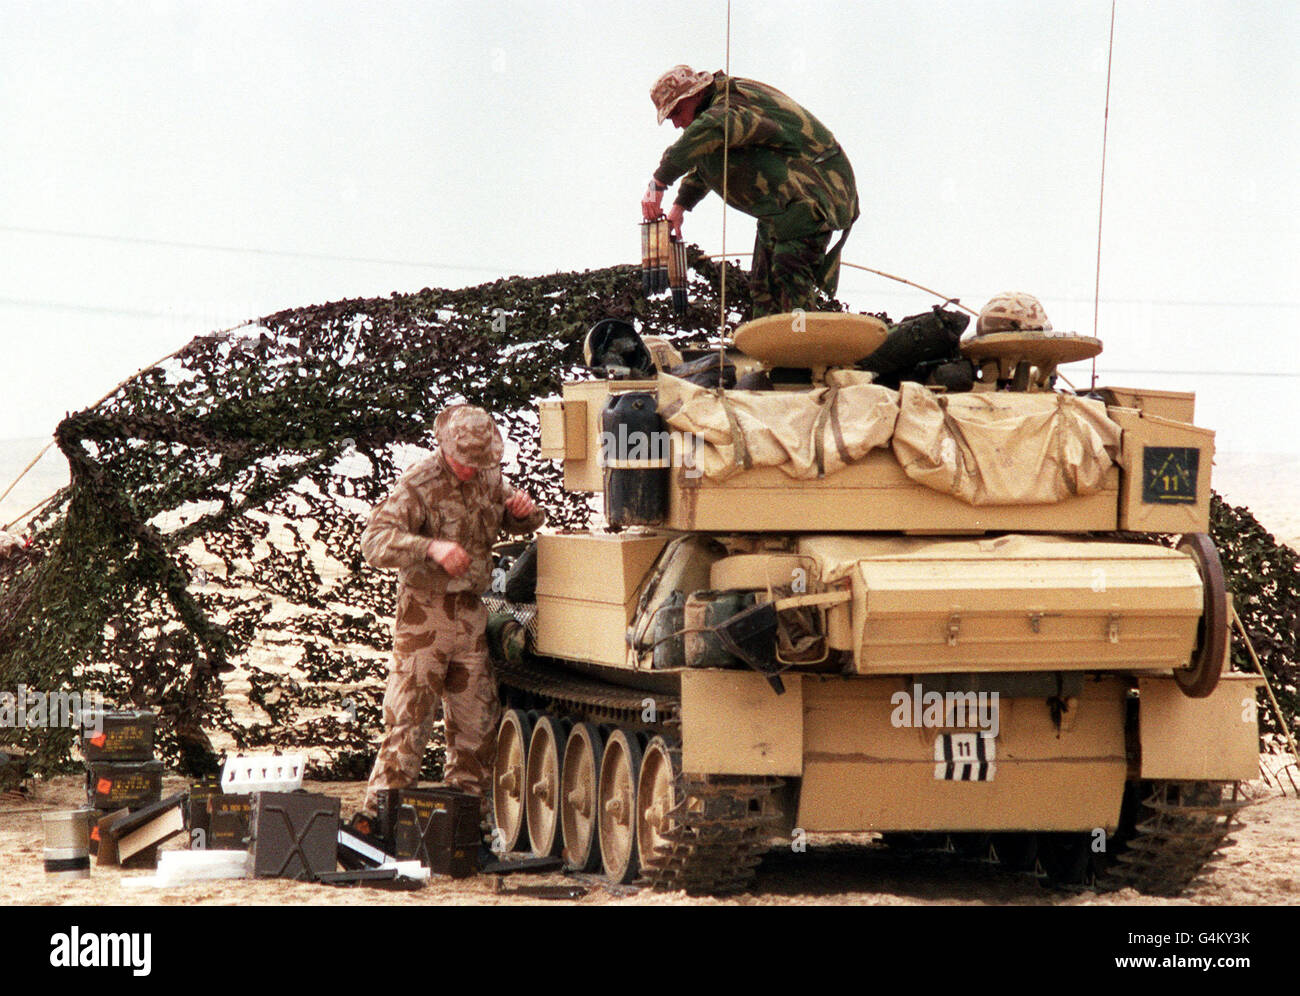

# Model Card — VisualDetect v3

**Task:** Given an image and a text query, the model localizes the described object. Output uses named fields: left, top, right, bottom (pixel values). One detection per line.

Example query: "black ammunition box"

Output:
left=247, top=791, right=340, bottom=881
left=208, top=794, right=253, bottom=849
left=371, top=788, right=401, bottom=851
left=86, top=760, right=163, bottom=811
left=393, top=787, right=481, bottom=879
left=186, top=775, right=222, bottom=842
left=79, top=710, right=157, bottom=763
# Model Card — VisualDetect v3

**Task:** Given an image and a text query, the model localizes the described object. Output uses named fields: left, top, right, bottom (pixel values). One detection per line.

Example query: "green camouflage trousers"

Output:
left=363, top=590, right=497, bottom=814
left=749, top=223, right=844, bottom=319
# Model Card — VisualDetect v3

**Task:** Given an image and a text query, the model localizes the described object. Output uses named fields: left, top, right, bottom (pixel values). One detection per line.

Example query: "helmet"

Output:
left=583, top=318, right=655, bottom=378
left=434, top=405, right=503, bottom=469
left=976, top=292, right=1053, bottom=336
left=651, top=65, right=714, bottom=125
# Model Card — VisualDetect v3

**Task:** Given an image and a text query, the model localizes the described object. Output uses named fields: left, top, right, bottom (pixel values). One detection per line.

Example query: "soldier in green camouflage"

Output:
left=358, top=405, right=545, bottom=820
left=642, top=65, right=859, bottom=318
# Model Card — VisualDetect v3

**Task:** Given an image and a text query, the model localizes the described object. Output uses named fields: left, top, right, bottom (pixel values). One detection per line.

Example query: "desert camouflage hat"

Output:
left=434, top=405, right=504, bottom=470
left=976, top=292, right=1054, bottom=336
left=651, top=65, right=714, bottom=124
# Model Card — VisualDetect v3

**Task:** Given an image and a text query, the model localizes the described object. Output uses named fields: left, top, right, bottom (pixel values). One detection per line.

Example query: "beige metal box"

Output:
left=666, top=447, right=1120, bottom=533
left=538, top=398, right=581, bottom=461
left=1138, top=674, right=1262, bottom=780
left=534, top=532, right=668, bottom=666
left=1099, top=386, right=1196, bottom=423
left=847, top=535, right=1203, bottom=673
left=553, top=379, right=657, bottom=492
left=1112, top=407, right=1214, bottom=533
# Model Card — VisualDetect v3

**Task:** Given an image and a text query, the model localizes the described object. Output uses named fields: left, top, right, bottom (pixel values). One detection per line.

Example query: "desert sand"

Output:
left=2, top=760, right=1297, bottom=907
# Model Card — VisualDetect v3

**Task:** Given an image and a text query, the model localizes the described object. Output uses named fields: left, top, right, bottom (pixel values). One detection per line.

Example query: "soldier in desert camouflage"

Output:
left=358, top=405, right=545, bottom=821
left=641, top=65, right=860, bottom=318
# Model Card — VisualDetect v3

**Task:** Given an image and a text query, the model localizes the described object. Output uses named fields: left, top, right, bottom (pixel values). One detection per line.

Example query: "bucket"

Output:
left=43, top=810, right=93, bottom=880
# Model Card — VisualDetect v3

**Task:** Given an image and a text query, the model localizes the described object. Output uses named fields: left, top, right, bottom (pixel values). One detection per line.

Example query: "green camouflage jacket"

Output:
left=653, top=72, right=859, bottom=241
left=361, top=450, right=545, bottom=597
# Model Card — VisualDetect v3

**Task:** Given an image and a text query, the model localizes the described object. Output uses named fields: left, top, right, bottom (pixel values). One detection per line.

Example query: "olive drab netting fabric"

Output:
left=0, top=249, right=770, bottom=779
left=1210, top=495, right=1300, bottom=745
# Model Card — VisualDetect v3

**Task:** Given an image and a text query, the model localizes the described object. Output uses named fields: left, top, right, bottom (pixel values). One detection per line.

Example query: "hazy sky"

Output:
left=2, top=0, right=1296, bottom=453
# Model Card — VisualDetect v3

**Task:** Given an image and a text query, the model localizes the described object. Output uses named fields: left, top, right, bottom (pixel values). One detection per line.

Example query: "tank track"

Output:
left=494, top=654, right=680, bottom=728
left=1103, top=780, right=1249, bottom=896
left=641, top=743, right=782, bottom=895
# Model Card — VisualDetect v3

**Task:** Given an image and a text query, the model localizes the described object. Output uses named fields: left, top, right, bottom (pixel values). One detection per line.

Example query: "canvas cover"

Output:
left=657, top=373, right=899, bottom=481
left=657, top=374, right=1120, bottom=505
left=891, top=382, right=1120, bottom=505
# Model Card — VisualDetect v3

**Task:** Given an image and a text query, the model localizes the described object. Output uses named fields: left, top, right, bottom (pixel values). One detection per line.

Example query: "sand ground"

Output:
left=2, top=761, right=1296, bottom=907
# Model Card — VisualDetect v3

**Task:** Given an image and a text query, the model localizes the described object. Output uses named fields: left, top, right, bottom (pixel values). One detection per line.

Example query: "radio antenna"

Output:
left=1092, top=0, right=1117, bottom=390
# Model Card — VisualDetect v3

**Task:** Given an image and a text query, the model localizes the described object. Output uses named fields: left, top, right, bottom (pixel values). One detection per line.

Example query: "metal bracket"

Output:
left=946, top=612, right=961, bottom=647
left=1107, top=613, right=1120, bottom=644
left=771, top=590, right=851, bottom=611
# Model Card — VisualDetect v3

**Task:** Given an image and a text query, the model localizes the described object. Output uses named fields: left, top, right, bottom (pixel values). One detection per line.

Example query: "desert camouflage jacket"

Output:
left=653, top=72, right=859, bottom=240
left=361, top=450, right=545, bottom=597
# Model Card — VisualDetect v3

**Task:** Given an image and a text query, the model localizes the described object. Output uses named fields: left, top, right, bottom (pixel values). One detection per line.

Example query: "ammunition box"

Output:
left=186, top=775, right=222, bottom=841
left=79, top=710, right=157, bottom=763
left=393, top=787, right=481, bottom=878
left=208, top=794, right=253, bottom=849
left=246, top=791, right=340, bottom=881
left=86, top=760, right=163, bottom=811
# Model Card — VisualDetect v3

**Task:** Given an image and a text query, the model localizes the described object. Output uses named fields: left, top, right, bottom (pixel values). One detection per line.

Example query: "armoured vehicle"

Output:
left=485, top=301, right=1258, bottom=895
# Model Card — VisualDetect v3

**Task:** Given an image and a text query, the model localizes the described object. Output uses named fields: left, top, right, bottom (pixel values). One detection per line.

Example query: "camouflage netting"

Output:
left=0, top=248, right=783, bottom=779
left=0, top=250, right=1296, bottom=782
left=1210, top=495, right=1300, bottom=744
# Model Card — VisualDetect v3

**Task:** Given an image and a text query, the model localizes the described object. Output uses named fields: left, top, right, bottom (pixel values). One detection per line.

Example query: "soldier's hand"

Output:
left=666, top=203, right=685, bottom=240
left=641, top=180, right=665, bottom=221
left=506, top=490, right=536, bottom=519
left=427, top=539, right=470, bottom=577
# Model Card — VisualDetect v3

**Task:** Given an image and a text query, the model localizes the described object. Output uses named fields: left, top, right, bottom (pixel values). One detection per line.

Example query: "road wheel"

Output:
left=598, top=728, right=644, bottom=884
left=492, top=708, right=533, bottom=853
left=636, top=735, right=682, bottom=879
left=525, top=714, right=568, bottom=858
left=560, top=722, right=605, bottom=872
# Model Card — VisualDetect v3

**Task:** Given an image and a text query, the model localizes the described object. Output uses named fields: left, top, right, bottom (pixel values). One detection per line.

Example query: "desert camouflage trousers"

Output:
left=363, top=589, right=497, bottom=814
left=750, top=222, right=848, bottom=318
